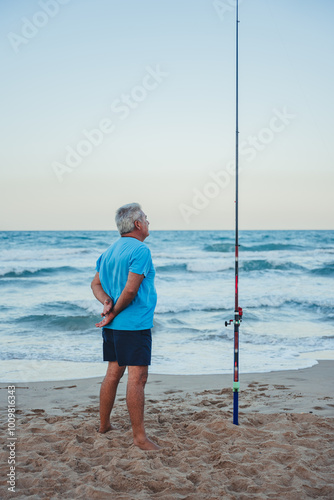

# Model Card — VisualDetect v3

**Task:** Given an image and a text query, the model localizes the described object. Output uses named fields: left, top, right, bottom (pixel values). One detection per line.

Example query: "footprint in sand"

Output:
left=198, top=399, right=215, bottom=407
left=54, top=385, right=77, bottom=390
left=44, top=416, right=64, bottom=424
left=29, top=427, right=44, bottom=433
left=219, top=388, right=231, bottom=395
left=76, top=435, right=94, bottom=444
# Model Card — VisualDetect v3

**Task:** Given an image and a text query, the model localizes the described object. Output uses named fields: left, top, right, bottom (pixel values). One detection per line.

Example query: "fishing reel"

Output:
left=225, top=307, right=243, bottom=327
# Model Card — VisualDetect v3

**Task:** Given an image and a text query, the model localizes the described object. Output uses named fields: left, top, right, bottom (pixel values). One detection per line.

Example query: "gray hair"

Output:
left=115, top=203, right=144, bottom=235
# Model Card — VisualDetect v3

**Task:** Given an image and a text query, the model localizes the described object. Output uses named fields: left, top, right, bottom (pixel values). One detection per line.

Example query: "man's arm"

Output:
left=91, top=272, right=113, bottom=316
left=95, top=271, right=145, bottom=328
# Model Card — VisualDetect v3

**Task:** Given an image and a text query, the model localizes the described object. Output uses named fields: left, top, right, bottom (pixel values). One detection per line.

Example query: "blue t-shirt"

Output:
left=95, top=237, right=157, bottom=330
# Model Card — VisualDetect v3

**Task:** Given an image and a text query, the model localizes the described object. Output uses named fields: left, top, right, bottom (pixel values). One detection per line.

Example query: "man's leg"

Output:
left=99, top=361, right=126, bottom=433
left=126, top=365, right=160, bottom=450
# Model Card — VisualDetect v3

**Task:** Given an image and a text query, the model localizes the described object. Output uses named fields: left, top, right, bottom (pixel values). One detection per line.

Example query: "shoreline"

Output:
left=1, top=360, right=333, bottom=417
left=1, top=349, right=334, bottom=385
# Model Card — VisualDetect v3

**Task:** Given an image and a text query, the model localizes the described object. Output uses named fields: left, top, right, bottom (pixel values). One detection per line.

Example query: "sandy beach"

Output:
left=1, top=361, right=333, bottom=499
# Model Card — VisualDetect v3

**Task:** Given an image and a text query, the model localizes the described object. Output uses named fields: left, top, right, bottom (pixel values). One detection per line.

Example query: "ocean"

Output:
left=0, top=230, right=333, bottom=382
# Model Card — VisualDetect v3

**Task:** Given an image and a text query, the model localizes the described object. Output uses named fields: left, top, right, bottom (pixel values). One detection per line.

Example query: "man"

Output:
left=91, top=203, right=160, bottom=451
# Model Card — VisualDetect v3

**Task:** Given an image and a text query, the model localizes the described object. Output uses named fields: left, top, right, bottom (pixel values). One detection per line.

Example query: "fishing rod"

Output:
left=225, top=0, right=243, bottom=426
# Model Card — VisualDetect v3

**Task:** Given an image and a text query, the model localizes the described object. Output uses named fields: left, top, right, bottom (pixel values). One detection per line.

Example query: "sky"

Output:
left=1, top=0, right=333, bottom=230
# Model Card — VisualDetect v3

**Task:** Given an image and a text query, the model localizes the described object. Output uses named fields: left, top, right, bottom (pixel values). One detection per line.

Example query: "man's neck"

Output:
left=122, top=231, right=146, bottom=242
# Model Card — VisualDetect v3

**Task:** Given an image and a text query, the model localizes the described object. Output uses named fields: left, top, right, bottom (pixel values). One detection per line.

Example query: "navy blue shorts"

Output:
left=102, top=328, right=152, bottom=366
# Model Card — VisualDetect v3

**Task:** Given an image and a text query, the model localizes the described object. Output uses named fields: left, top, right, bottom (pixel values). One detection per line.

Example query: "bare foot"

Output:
left=134, top=436, right=161, bottom=451
left=98, top=423, right=117, bottom=434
